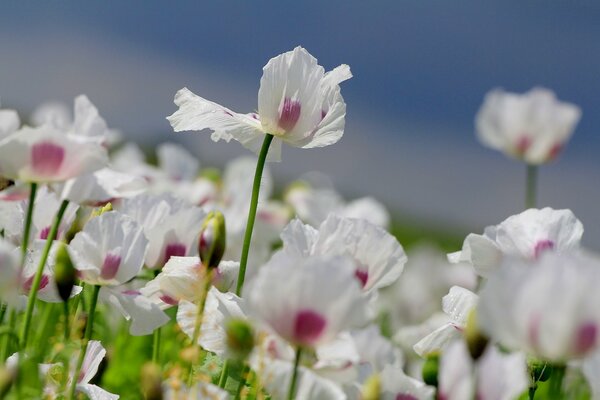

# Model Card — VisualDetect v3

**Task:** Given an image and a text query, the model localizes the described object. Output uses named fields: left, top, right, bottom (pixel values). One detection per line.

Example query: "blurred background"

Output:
left=2, top=1, right=599, bottom=249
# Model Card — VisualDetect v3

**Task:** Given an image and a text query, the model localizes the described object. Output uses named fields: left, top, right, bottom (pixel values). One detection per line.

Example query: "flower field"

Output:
left=0, top=46, right=596, bottom=400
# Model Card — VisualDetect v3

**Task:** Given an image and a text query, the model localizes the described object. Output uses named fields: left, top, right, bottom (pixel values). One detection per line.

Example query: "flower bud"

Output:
left=225, top=318, right=254, bottom=361
left=464, top=309, right=488, bottom=360
left=361, top=373, right=381, bottom=400
left=198, top=211, right=226, bottom=270
left=54, top=244, right=76, bottom=302
left=528, top=359, right=552, bottom=383
left=422, top=352, right=440, bottom=388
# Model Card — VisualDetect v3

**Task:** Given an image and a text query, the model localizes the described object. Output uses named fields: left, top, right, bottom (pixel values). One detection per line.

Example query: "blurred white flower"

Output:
left=163, top=379, right=227, bottom=400
left=438, top=340, right=528, bottom=400
left=476, top=87, right=581, bottom=164
left=0, top=107, right=20, bottom=139
left=168, top=46, right=351, bottom=162
left=280, top=216, right=406, bottom=293
left=247, top=254, right=369, bottom=348
left=69, top=211, right=168, bottom=335
left=478, top=251, right=600, bottom=361
left=449, top=207, right=583, bottom=277
left=118, top=194, right=206, bottom=269
left=413, top=286, right=478, bottom=357
left=0, top=125, right=108, bottom=183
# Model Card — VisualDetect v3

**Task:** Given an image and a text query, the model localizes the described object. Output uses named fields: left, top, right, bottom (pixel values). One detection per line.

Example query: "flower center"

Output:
left=293, top=309, right=326, bottom=346
left=278, top=98, right=301, bottom=132
left=31, top=141, right=65, bottom=176
left=101, top=253, right=122, bottom=280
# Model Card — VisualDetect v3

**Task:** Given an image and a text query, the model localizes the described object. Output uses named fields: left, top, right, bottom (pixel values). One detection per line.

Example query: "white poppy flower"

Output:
left=118, top=194, right=206, bottom=269
left=156, top=142, right=200, bottom=182
left=247, top=254, right=369, bottom=348
left=167, top=46, right=351, bottom=162
left=476, top=87, right=581, bottom=164
left=380, top=245, right=477, bottom=333
left=478, top=251, right=600, bottom=361
left=438, top=340, right=527, bottom=400
left=140, top=256, right=239, bottom=309
left=280, top=216, right=406, bottom=292
left=378, top=365, right=435, bottom=400
left=449, top=207, right=583, bottom=277
left=32, top=95, right=118, bottom=146
left=56, top=168, right=147, bottom=206
left=250, top=350, right=346, bottom=400
left=69, top=211, right=148, bottom=286
left=0, top=187, right=78, bottom=247
left=74, top=340, right=120, bottom=400
left=413, top=286, right=478, bottom=357
left=0, top=125, right=108, bottom=183
left=284, top=180, right=390, bottom=228
left=176, top=287, right=247, bottom=357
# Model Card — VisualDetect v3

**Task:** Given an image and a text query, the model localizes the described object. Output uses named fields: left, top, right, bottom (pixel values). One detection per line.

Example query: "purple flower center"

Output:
left=101, top=253, right=122, bottom=280
left=278, top=98, right=301, bottom=131
left=575, top=322, right=598, bottom=355
left=516, top=136, right=532, bottom=155
left=160, top=294, right=179, bottom=306
left=31, top=141, right=65, bottom=176
left=354, top=269, right=369, bottom=288
left=534, top=240, right=555, bottom=259
left=39, top=226, right=51, bottom=240
left=293, top=309, right=326, bottom=346
left=23, top=274, right=49, bottom=293
left=163, top=242, right=187, bottom=265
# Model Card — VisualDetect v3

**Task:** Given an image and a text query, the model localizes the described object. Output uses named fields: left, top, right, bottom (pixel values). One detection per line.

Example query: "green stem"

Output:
left=287, top=347, right=302, bottom=400
left=68, top=285, right=101, bottom=400
left=63, top=301, right=70, bottom=341
left=34, top=302, right=55, bottom=346
left=152, top=327, right=161, bottom=364
left=0, top=303, right=6, bottom=325
left=19, top=200, right=69, bottom=349
left=528, top=384, right=537, bottom=400
left=218, top=360, right=229, bottom=388
left=234, top=364, right=250, bottom=400
left=548, top=365, right=566, bottom=400
left=0, top=310, right=16, bottom=362
left=235, top=134, right=274, bottom=296
left=20, top=183, right=38, bottom=266
left=526, top=164, right=537, bottom=209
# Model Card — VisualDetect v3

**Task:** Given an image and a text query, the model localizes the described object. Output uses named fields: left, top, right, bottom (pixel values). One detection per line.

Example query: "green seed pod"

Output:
left=54, top=244, right=77, bottom=302
left=464, top=308, right=489, bottom=360
left=225, top=318, right=254, bottom=361
left=528, top=358, right=553, bottom=383
left=198, top=211, right=226, bottom=270
left=422, top=352, right=440, bottom=388
left=361, top=373, right=381, bottom=400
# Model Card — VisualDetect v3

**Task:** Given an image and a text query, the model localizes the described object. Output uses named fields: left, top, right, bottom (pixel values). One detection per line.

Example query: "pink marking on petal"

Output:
left=534, top=240, right=555, bottom=259
left=396, top=395, right=418, bottom=400
left=101, top=254, right=121, bottom=280
left=354, top=269, right=369, bottom=288
left=528, top=314, right=541, bottom=349
left=321, top=109, right=327, bottom=120
left=575, top=322, right=597, bottom=355
left=160, top=294, right=179, bottom=306
left=163, top=243, right=186, bottom=265
left=39, top=226, right=50, bottom=240
left=23, top=274, right=49, bottom=293
left=31, top=141, right=65, bottom=176
left=548, top=142, right=564, bottom=161
left=278, top=98, right=301, bottom=131
left=516, top=136, right=532, bottom=155
left=122, top=289, right=141, bottom=296
left=293, top=309, right=326, bottom=346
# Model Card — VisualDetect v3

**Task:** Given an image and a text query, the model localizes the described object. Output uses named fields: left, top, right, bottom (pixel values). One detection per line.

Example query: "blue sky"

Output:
left=2, top=1, right=600, bottom=246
